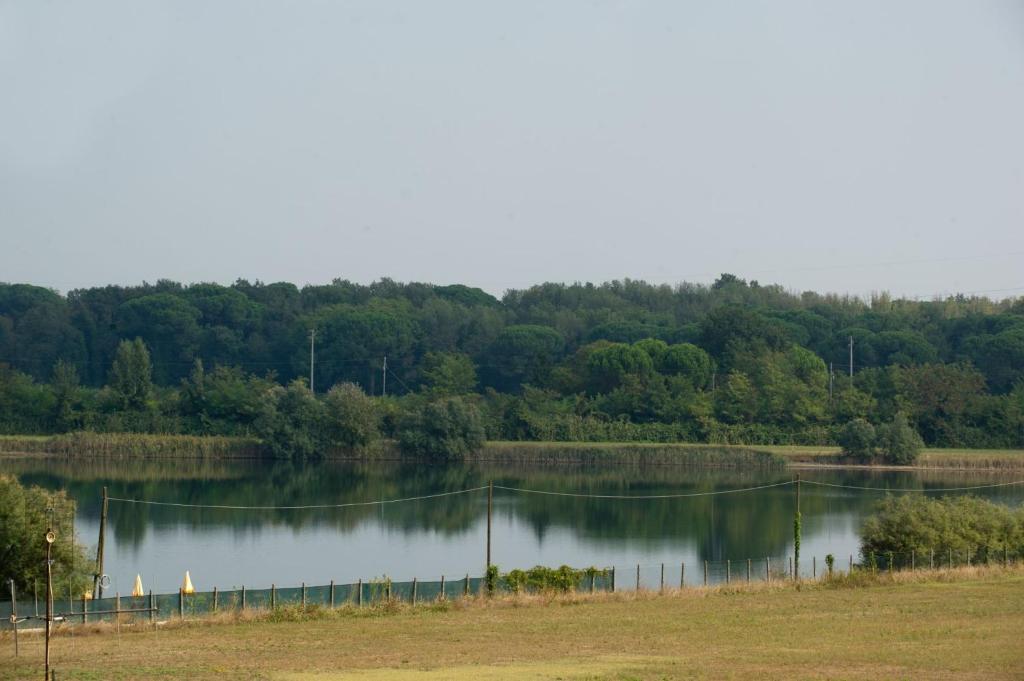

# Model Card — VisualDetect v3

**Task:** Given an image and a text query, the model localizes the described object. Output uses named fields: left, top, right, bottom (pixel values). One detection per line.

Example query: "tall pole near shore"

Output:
left=486, top=480, right=493, bottom=574
left=94, top=486, right=108, bottom=600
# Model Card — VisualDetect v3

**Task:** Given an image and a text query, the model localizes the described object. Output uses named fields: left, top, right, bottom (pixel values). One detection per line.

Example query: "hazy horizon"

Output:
left=3, top=1, right=1023, bottom=300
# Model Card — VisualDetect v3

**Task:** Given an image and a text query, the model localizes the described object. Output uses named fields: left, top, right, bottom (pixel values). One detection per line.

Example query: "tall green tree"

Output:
left=108, top=338, right=154, bottom=410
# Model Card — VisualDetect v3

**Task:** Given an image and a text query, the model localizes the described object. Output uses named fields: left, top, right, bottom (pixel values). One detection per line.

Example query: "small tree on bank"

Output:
left=396, top=396, right=486, bottom=459
left=839, top=413, right=922, bottom=465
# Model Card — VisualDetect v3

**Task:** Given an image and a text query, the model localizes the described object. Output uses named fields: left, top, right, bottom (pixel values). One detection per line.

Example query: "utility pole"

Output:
left=486, top=480, right=493, bottom=574
left=309, top=329, right=316, bottom=394
left=382, top=355, right=387, bottom=397
left=848, top=336, right=854, bottom=379
left=45, top=525, right=55, bottom=680
left=94, top=487, right=108, bottom=600
left=829, top=362, right=834, bottom=400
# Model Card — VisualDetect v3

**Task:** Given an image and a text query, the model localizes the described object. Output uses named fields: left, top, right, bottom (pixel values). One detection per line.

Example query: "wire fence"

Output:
left=4, top=547, right=1018, bottom=632
left=5, top=477, right=1023, bottom=632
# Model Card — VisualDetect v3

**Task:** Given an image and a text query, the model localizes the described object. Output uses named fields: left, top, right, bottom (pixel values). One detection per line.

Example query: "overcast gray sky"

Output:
left=2, top=0, right=1023, bottom=299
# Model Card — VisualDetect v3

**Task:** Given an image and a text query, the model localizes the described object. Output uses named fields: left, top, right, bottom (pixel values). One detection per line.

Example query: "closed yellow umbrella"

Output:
left=132, top=574, right=145, bottom=598
left=182, top=571, right=195, bottom=595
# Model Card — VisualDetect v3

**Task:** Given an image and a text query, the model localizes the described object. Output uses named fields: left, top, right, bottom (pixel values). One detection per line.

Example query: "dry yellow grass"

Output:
left=2, top=567, right=1022, bottom=680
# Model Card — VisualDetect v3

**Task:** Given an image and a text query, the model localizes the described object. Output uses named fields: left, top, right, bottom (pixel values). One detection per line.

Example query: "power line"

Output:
left=106, top=486, right=489, bottom=510
left=800, top=479, right=1024, bottom=493
left=493, top=480, right=795, bottom=499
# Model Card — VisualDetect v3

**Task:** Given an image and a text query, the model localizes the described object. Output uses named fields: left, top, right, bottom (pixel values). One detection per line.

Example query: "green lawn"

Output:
left=3, top=568, right=1022, bottom=680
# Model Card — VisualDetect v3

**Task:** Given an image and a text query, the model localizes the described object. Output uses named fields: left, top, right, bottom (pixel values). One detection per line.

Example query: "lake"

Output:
left=4, top=456, right=1023, bottom=595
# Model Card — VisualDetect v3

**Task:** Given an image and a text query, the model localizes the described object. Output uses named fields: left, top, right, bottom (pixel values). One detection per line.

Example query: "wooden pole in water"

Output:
left=486, top=481, right=493, bottom=577
left=794, top=474, right=801, bottom=580
left=813, top=556, right=816, bottom=579
left=8, top=579, right=17, bottom=657
left=94, top=487, right=108, bottom=600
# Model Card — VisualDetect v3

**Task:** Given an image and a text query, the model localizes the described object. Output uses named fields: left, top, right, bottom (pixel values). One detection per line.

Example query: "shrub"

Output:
left=501, top=565, right=599, bottom=593
left=0, top=475, right=93, bottom=593
left=322, top=382, right=380, bottom=450
left=875, top=412, right=923, bottom=465
left=838, top=418, right=876, bottom=461
left=860, top=495, right=1024, bottom=565
left=396, top=396, right=486, bottom=459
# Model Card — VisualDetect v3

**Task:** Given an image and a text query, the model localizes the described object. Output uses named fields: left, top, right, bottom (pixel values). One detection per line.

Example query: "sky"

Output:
left=2, top=0, right=1023, bottom=300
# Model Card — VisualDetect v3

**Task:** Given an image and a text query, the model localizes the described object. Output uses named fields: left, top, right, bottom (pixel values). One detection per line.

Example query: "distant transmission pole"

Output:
left=848, top=336, right=854, bottom=379
left=829, top=362, right=834, bottom=400
left=382, top=355, right=388, bottom=397
left=309, top=329, right=317, bottom=394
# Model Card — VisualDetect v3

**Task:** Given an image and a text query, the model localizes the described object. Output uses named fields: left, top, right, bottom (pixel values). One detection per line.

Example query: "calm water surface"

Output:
left=4, top=456, right=1022, bottom=594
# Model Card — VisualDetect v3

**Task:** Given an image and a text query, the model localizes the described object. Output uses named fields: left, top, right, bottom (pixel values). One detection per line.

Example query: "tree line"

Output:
left=1, top=274, right=1023, bottom=452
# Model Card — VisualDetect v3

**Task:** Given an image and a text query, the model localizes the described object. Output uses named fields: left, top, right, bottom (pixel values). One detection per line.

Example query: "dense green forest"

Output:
left=1, top=275, right=1023, bottom=451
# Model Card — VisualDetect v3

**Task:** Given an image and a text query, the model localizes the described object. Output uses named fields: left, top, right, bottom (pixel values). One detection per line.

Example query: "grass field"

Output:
left=3, top=568, right=1022, bottom=680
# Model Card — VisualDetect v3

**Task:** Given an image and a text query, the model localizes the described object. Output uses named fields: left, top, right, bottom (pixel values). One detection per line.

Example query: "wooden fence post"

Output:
left=789, top=556, right=793, bottom=580
left=149, top=591, right=154, bottom=625
left=241, top=586, right=246, bottom=611
left=726, top=560, right=731, bottom=584
left=213, top=586, right=218, bottom=613
left=301, top=583, right=306, bottom=609
left=680, top=562, right=685, bottom=588
left=115, top=592, right=121, bottom=633
left=358, top=578, right=363, bottom=607
left=437, top=576, right=443, bottom=602
left=636, top=564, right=640, bottom=592
left=611, top=567, right=616, bottom=593
left=849, top=555, right=853, bottom=573
left=412, top=578, right=418, bottom=605
left=463, top=574, right=469, bottom=598
left=330, top=580, right=335, bottom=609
left=747, top=559, right=751, bottom=582
left=178, top=588, right=184, bottom=620
left=82, top=594, right=88, bottom=625
left=812, top=556, right=816, bottom=579
left=270, top=584, right=276, bottom=610
left=660, top=563, right=664, bottom=593
left=703, top=561, right=708, bottom=586
left=766, top=557, right=770, bottom=583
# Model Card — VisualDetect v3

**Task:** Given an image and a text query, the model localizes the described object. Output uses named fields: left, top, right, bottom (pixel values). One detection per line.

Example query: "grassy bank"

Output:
left=0, top=432, right=261, bottom=458
left=479, top=441, right=784, bottom=467
left=759, top=444, right=1024, bottom=470
left=3, top=433, right=1023, bottom=470
left=3, top=567, right=1022, bottom=680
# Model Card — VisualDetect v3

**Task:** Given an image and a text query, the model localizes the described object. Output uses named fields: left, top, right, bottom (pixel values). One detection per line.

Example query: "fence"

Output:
left=5, top=547, right=1016, bottom=632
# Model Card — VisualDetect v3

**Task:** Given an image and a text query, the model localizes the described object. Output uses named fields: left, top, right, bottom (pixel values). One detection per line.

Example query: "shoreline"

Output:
left=2, top=434, right=1023, bottom=471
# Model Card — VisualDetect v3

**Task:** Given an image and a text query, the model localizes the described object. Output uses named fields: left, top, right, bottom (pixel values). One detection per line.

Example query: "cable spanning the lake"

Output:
left=493, top=480, right=796, bottom=499
left=800, top=479, right=1024, bottom=493
left=105, top=478, right=1024, bottom=509
left=106, top=486, right=489, bottom=510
